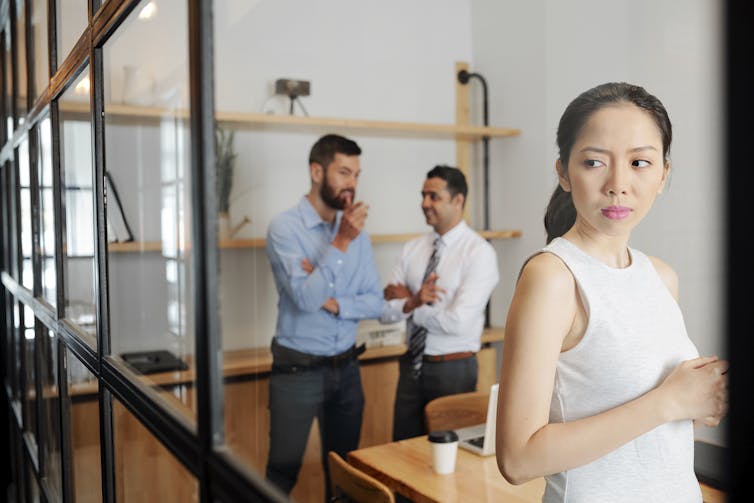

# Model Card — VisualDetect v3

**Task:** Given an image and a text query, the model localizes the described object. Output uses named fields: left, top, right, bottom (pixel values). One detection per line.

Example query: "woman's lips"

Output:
left=601, top=205, right=631, bottom=220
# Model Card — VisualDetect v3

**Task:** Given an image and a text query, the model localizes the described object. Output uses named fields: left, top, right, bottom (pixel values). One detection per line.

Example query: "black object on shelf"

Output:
left=121, top=350, right=188, bottom=375
left=105, top=171, right=135, bottom=242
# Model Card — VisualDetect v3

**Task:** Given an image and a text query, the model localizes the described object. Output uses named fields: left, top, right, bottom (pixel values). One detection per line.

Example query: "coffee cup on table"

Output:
left=428, top=430, right=459, bottom=474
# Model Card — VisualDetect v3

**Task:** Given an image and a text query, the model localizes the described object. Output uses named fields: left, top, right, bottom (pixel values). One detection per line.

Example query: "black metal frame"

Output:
left=0, top=0, right=290, bottom=501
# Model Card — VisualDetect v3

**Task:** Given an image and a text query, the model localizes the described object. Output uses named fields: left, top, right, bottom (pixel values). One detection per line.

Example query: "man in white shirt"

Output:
left=381, top=165, right=500, bottom=441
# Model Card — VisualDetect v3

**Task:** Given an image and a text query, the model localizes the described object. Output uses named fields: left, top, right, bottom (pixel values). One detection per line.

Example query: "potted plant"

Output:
left=215, top=125, right=238, bottom=240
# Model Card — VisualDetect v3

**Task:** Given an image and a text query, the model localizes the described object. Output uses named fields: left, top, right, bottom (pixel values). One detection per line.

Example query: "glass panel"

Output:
left=30, top=0, right=49, bottom=102
left=22, top=304, right=36, bottom=443
left=3, top=22, right=12, bottom=137
left=65, top=348, right=102, bottom=503
left=61, top=68, right=96, bottom=340
left=12, top=301, right=23, bottom=401
left=112, top=398, right=198, bottom=502
left=15, top=0, right=28, bottom=122
left=5, top=161, right=18, bottom=280
left=103, top=0, right=195, bottom=420
left=26, top=459, right=40, bottom=503
left=40, top=328, right=62, bottom=500
left=6, top=295, right=19, bottom=400
left=38, top=114, right=56, bottom=305
left=18, top=137, right=33, bottom=290
left=56, top=0, right=87, bottom=67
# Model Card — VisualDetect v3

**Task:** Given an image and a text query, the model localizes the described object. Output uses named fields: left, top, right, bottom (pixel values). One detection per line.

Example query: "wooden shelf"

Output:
left=59, top=101, right=520, bottom=140
left=107, top=229, right=521, bottom=253
left=216, top=111, right=521, bottom=140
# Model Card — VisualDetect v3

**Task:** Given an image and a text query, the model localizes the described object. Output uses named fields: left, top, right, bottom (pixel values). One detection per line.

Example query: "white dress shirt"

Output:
left=380, top=220, right=499, bottom=355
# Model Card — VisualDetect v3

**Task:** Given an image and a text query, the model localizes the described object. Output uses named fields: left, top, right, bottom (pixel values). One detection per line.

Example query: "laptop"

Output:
left=456, top=383, right=499, bottom=456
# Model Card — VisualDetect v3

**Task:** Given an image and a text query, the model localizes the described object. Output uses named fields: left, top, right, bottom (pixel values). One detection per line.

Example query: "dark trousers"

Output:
left=265, top=352, right=364, bottom=502
left=392, top=353, right=478, bottom=441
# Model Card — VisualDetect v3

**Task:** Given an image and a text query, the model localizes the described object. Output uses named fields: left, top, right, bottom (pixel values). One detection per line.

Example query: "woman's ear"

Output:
left=657, top=160, right=671, bottom=195
left=556, top=159, right=571, bottom=192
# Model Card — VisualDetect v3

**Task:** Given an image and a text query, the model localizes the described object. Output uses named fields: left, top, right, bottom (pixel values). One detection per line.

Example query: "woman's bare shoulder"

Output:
left=648, top=255, right=679, bottom=300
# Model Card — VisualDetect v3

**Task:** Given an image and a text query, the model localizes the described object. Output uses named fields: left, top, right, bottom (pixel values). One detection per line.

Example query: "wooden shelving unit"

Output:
left=107, top=229, right=522, bottom=253
left=59, top=101, right=520, bottom=140
left=78, top=61, right=523, bottom=255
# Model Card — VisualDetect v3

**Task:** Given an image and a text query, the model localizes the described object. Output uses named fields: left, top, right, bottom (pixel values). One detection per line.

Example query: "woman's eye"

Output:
left=632, top=159, right=651, bottom=168
left=584, top=159, right=604, bottom=168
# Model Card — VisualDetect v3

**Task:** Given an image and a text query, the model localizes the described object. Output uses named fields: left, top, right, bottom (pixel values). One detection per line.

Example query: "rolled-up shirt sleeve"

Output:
left=335, top=234, right=384, bottom=320
left=266, top=218, right=346, bottom=313
left=380, top=252, right=411, bottom=324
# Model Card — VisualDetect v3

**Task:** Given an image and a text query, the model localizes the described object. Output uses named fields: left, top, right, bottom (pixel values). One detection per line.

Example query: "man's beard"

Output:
left=320, top=179, right=354, bottom=210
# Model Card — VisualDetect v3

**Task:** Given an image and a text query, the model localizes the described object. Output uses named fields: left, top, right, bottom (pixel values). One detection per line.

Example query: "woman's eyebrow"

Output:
left=578, top=145, right=658, bottom=154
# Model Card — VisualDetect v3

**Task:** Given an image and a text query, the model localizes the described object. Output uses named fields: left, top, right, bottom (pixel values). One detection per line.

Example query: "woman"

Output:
left=495, top=82, right=728, bottom=502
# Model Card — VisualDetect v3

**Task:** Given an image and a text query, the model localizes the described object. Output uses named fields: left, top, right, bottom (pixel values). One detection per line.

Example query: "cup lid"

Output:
left=428, top=430, right=459, bottom=443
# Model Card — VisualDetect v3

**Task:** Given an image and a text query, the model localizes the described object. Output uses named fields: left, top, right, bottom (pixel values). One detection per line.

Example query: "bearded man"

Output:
left=264, top=134, right=382, bottom=501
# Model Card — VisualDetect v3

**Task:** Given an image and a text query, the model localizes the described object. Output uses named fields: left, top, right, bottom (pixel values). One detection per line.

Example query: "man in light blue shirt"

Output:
left=264, top=134, right=383, bottom=500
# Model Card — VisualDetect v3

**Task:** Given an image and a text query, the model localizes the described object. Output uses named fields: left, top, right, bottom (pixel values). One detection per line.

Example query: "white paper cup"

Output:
left=428, top=430, right=459, bottom=474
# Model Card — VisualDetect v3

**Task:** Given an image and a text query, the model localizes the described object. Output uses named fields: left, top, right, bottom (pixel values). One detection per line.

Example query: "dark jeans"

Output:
left=265, top=349, right=364, bottom=502
left=392, top=353, right=478, bottom=441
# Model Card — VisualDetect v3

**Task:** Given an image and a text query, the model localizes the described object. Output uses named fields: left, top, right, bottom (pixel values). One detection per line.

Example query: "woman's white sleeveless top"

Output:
left=541, top=238, right=701, bottom=503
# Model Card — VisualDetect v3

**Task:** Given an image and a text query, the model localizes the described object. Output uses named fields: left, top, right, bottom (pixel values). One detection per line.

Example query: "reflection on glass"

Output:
left=38, top=114, right=56, bottom=305
left=40, top=328, right=62, bottom=500
left=18, top=137, right=33, bottom=291
left=8, top=297, right=20, bottom=401
left=103, top=0, right=194, bottom=420
left=23, top=305, right=36, bottom=444
left=56, top=0, right=88, bottom=67
left=112, top=398, right=198, bottom=502
left=65, top=348, right=102, bottom=502
left=15, top=0, right=27, bottom=122
left=61, top=68, right=97, bottom=340
left=31, top=0, right=49, bottom=102
left=26, top=460, right=40, bottom=502
left=3, top=23, right=13, bottom=137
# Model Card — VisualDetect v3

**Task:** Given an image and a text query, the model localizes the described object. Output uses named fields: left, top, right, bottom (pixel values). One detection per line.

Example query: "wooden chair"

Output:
left=327, top=451, right=395, bottom=503
left=424, top=390, right=490, bottom=432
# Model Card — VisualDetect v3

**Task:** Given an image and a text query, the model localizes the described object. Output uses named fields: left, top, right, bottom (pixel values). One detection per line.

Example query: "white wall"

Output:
left=471, top=0, right=725, bottom=445
left=211, top=0, right=479, bottom=349
left=100, top=0, right=726, bottom=447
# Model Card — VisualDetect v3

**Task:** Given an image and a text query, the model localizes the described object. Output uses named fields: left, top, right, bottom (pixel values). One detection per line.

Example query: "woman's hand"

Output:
left=658, top=356, right=728, bottom=424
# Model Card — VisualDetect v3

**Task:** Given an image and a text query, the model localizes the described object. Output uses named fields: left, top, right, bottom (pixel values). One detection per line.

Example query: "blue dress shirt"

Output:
left=266, top=196, right=383, bottom=356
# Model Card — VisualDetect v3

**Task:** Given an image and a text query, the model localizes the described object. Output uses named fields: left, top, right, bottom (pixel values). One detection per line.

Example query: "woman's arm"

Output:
left=495, top=253, right=727, bottom=485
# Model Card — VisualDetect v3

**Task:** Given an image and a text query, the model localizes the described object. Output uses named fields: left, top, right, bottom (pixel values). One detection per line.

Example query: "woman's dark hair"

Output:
left=544, top=82, right=673, bottom=243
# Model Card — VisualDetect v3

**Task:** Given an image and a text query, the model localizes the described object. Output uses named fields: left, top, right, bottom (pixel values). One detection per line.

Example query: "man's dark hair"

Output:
left=309, top=134, right=362, bottom=169
left=426, top=165, right=468, bottom=206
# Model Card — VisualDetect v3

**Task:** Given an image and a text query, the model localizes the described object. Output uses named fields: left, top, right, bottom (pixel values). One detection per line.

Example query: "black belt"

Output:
left=271, top=339, right=366, bottom=372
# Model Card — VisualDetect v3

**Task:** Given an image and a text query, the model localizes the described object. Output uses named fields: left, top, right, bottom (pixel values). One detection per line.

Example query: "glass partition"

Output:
left=22, top=304, right=36, bottom=443
left=103, top=0, right=195, bottom=420
left=37, top=113, right=56, bottom=306
left=18, top=137, right=33, bottom=290
left=65, top=347, right=102, bottom=502
left=60, top=68, right=97, bottom=340
left=6, top=295, right=19, bottom=401
left=56, top=0, right=88, bottom=67
left=3, top=22, right=12, bottom=137
left=112, top=398, right=198, bottom=502
left=14, top=0, right=28, bottom=123
left=39, top=327, right=62, bottom=500
left=30, top=0, right=49, bottom=102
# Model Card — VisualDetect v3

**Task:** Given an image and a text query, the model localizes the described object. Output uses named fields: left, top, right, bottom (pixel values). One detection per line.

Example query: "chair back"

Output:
left=424, top=390, right=490, bottom=432
left=328, top=451, right=395, bottom=503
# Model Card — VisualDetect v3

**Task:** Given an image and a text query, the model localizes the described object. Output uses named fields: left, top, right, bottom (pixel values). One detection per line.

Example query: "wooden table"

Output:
left=348, top=435, right=544, bottom=503
left=348, top=435, right=727, bottom=503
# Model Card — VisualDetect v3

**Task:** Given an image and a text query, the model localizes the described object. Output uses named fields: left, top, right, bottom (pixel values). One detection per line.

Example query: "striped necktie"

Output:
left=407, top=237, right=441, bottom=379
